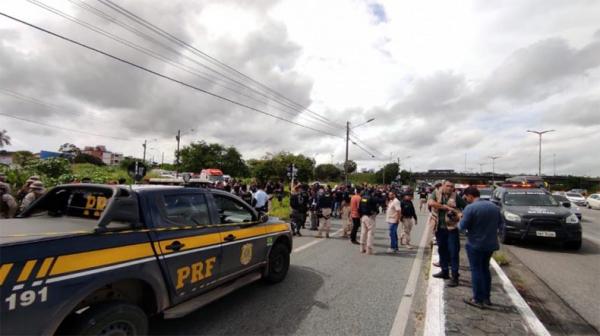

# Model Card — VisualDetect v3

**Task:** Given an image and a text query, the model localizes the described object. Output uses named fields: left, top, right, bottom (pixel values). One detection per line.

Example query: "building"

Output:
left=82, top=145, right=123, bottom=165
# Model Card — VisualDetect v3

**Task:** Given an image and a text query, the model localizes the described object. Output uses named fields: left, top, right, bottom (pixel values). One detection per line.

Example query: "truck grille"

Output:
left=528, top=218, right=562, bottom=230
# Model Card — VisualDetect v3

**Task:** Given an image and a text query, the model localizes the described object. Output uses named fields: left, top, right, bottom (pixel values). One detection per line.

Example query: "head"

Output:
left=403, top=192, right=413, bottom=201
left=28, top=175, right=41, bottom=181
left=118, top=178, right=126, bottom=184
left=0, top=173, right=6, bottom=182
left=463, top=186, right=480, bottom=203
left=29, top=181, right=45, bottom=194
left=442, top=180, right=455, bottom=194
left=0, top=183, right=8, bottom=195
left=81, top=177, right=92, bottom=183
left=388, top=191, right=396, bottom=200
left=434, top=181, right=442, bottom=190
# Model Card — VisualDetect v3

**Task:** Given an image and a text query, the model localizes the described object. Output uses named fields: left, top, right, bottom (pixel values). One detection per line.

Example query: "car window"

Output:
left=504, top=192, right=559, bottom=206
left=213, top=195, right=255, bottom=224
left=552, top=195, right=569, bottom=203
left=161, top=194, right=210, bottom=227
left=566, top=193, right=582, bottom=198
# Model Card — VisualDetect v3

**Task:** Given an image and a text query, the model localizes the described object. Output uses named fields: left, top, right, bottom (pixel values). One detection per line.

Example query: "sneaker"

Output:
left=463, top=298, right=484, bottom=309
left=387, top=248, right=397, bottom=253
left=447, top=277, right=459, bottom=287
left=296, top=232, right=302, bottom=237
left=483, top=299, right=493, bottom=306
left=432, top=271, right=450, bottom=279
left=433, top=261, right=440, bottom=267
left=350, top=240, right=360, bottom=245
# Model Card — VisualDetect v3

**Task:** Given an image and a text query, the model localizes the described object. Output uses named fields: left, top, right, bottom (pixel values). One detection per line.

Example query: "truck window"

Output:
left=161, top=194, right=210, bottom=227
left=213, top=195, right=254, bottom=224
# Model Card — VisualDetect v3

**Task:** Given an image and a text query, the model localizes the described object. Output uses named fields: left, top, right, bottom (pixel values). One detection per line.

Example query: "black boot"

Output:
left=447, top=275, right=459, bottom=287
left=432, top=271, right=450, bottom=279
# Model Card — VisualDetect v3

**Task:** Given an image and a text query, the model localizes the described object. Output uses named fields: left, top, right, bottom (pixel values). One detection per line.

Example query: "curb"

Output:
left=490, top=258, right=551, bottom=336
left=423, top=244, right=445, bottom=336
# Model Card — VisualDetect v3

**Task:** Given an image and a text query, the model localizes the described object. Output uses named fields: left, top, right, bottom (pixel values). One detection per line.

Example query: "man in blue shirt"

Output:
left=253, top=184, right=269, bottom=213
left=458, top=186, right=504, bottom=308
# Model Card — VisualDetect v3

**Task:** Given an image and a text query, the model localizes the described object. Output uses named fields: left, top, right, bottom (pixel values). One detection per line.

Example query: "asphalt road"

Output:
left=150, top=210, right=428, bottom=335
left=503, top=206, right=600, bottom=332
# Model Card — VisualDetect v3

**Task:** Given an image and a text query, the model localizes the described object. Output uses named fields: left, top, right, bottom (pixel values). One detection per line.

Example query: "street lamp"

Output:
left=345, top=118, right=375, bottom=184
left=142, top=138, right=158, bottom=163
left=527, top=129, right=555, bottom=176
left=175, top=128, right=195, bottom=177
left=488, top=156, right=500, bottom=186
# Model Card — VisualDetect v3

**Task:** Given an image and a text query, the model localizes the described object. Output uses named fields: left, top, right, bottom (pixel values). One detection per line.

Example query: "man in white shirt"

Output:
left=253, top=184, right=269, bottom=213
left=386, top=191, right=402, bottom=253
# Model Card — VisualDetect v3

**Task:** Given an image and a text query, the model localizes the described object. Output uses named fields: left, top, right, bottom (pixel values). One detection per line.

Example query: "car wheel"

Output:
left=499, top=228, right=514, bottom=245
left=65, top=301, right=148, bottom=336
left=564, top=240, right=582, bottom=251
left=263, top=243, right=290, bottom=284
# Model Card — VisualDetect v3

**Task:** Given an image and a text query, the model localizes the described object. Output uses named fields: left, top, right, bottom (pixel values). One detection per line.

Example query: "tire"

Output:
left=564, top=240, right=582, bottom=251
left=499, top=228, right=515, bottom=245
left=263, top=243, right=290, bottom=284
left=66, top=301, right=148, bottom=336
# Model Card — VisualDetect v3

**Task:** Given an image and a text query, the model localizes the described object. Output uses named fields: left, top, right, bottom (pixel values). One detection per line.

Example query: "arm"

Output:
left=428, top=193, right=451, bottom=211
left=458, top=206, right=472, bottom=231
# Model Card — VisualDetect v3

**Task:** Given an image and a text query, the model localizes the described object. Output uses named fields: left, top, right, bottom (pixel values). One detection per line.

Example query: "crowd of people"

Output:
left=0, top=174, right=47, bottom=219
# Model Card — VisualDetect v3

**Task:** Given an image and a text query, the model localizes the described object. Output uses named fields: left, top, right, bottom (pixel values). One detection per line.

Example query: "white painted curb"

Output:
left=424, top=243, right=445, bottom=336
left=490, top=258, right=551, bottom=336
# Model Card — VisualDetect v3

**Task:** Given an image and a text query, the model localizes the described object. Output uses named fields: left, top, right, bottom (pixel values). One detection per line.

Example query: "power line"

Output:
left=0, top=112, right=131, bottom=140
left=33, top=0, right=340, bottom=132
left=0, top=88, right=61, bottom=110
left=96, top=0, right=342, bottom=127
left=349, top=138, right=377, bottom=158
left=0, top=11, right=342, bottom=139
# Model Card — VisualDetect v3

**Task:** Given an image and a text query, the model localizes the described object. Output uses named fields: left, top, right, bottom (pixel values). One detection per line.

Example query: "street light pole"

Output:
left=527, top=129, right=555, bottom=176
left=344, top=121, right=350, bottom=185
left=142, top=140, right=147, bottom=163
left=489, top=156, right=500, bottom=186
left=553, top=153, right=556, bottom=176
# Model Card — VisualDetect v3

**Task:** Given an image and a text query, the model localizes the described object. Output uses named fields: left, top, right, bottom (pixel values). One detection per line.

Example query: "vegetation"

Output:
left=74, top=153, right=105, bottom=166
left=269, top=196, right=291, bottom=220
left=247, top=152, right=315, bottom=183
left=314, top=163, right=342, bottom=181
left=493, top=251, right=510, bottom=266
left=0, top=130, right=10, bottom=147
left=179, top=141, right=249, bottom=177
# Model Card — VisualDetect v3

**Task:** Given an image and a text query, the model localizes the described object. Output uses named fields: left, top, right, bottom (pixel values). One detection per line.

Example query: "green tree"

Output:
left=0, top=130, right=10, bottom=147
left=248, top=152, right=315, bottom=183
left=344, top=160, right=357, bottom=174
left=12, top=151, right=36, bottom=167
left=399, top=169, right=414, bottom=185
left=375, top=163, right=399, bottom=184
left=315, top=164, right=342, bottom=181
left=179, top=141, right=249, bottom=177
left=26, top=158, right=71, bottom=178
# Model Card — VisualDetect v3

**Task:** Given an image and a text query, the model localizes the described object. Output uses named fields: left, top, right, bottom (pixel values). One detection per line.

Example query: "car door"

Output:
left=211, top=193, right=269, bottom=280
left=149, top=191, right=222, bottom=305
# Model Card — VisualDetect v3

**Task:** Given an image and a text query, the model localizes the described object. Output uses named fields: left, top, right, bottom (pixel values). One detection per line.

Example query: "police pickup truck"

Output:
left=491, top=185, right=582, bottom=250
left=0, top=184, right=292, bottom=335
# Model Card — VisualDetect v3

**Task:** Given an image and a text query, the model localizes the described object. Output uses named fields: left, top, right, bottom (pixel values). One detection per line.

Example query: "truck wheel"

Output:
left=499, top=228, right=514, bottom=245
left=67, top=301, right=148, bottom=336
left=263, top=243, right=290, bottom=284
left=564, top=240, right=582, bottom=251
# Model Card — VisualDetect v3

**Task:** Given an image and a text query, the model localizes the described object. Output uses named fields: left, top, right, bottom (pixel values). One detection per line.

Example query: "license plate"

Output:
left=536, top=231, right=556, bottom=237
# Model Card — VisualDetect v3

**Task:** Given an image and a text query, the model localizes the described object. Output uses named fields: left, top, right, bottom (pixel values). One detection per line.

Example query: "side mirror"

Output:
left=562, top=202, right=571, bottom=208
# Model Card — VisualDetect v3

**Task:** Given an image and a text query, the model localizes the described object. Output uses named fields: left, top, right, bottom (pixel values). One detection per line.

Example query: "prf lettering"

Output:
left=84, top=195, right=108, bottom=217
left=176, top=257, right=217, bottom=290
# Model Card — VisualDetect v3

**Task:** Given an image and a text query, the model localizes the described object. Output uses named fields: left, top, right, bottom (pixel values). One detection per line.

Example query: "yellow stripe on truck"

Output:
left=49, top=243, right=155, bottom=276
left=36, top=257, right=55, bottom=279
left=0, top=263, right=13, bottom=286
left=17, top=260, right=37, bottom=282
left=156, top=233, right=222, bottom=254
left=264, top=223, right=290, bottom=234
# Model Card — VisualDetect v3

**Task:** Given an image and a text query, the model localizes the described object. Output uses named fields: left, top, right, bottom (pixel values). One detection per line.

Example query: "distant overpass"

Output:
left=412, top=170, right=600, bottom=189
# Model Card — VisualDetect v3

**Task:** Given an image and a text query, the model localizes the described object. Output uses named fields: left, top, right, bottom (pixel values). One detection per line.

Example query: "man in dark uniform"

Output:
left=290, top=184, right=309, bottom=236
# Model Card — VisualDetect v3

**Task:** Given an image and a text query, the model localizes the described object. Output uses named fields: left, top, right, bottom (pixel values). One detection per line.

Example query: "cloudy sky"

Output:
left=1, top=0, right=599, bottom=176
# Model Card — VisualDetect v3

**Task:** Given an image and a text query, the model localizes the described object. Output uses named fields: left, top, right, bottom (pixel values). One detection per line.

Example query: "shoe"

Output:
left=292, top=232, right=296, bottom=236
left=296, top=232, right=302, bottom=237
left=326, top=233, right=330, bottom=238
left=463, top=298, right=484, bottom=309
left=351, top=240, right=359, bottom=245
left=360, top=249, right=366, bottom=254
left=447, top=277, right=459, bottom=287
left=387, top=248, right=397, bottom=253
left=483, top=299, right=493, bottom=306
left=315, top=234, right=323, bottom=238
left=433, top=261, right=440, bottom=267
left=367, top=248, right=374, bottom=255
left=432, top=271, right=450, bottom=279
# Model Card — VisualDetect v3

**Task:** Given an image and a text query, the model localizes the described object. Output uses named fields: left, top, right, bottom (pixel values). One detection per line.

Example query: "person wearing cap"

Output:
left=400, top=191, right=418, bottom=248
left=0, top=183, right=18, bottom=219
left=19, top=181, right=46, bottom=212
left=17, top=179, right=36, bottom=202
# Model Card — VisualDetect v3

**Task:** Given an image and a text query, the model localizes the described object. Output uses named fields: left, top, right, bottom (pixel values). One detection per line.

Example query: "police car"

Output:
left=491, top=184, right=582, bottom=250
left=0, top=184, right=292, bottom=335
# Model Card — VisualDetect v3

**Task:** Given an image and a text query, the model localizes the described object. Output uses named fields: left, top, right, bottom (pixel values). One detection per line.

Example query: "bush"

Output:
left=73, top=153, right=106, bottom=166
left=269, top=196, right=291, bottom=220
left=493, top=251, right=510, bottom=266
left=25, top=158, right=71, bottom=178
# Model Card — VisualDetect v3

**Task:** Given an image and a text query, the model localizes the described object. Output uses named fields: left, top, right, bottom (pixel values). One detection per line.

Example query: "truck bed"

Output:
left=0, top=216, right=99, bottom=245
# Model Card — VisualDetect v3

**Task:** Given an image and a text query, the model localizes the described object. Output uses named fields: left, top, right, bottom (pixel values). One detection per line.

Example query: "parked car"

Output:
left=0, top=184, right=292, bottom=335
left=552, top=194, right=582, bottom=220
left=565, top=192, right=587, bottom=206
left=586, top=193, right=600, bottom=210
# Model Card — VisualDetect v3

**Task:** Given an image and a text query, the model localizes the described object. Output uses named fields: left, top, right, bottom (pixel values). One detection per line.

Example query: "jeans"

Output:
left=333, top=201, right=340, bottom=216
left=466, top=245, right=494, bottom=303
left=350, top=217, right=361, bottom=242
left=436, top=228, right=460, bottom=277
left=388, top=223, right=399, bottom=250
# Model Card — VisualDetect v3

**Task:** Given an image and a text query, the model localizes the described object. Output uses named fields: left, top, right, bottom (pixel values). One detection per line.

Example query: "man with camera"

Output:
left=428, top=180, right=467, bottom=287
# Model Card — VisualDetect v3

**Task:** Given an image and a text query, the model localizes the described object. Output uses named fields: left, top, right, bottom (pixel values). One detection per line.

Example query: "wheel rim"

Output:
left=271, top=253, right=284, bottom=273
left=99, top=321, right=135, bottom=336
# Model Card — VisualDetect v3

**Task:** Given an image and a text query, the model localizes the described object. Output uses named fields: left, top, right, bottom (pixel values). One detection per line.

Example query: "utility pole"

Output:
left=553, top=153, right=556, bottom=176
left=175, top=129, right=181, bottom=177
left=464, top=153, right=467, bottom=173
left=479, top=163, right=485, bottom=174
left=489, top=156, right=500, bottom=186
left=527, top=129, right=555, bottom=176
left=161, top=152, right=164, bottom=166
left=142, top=140, right=147, bottom=163
left=344, top=121, right=350, bottom=185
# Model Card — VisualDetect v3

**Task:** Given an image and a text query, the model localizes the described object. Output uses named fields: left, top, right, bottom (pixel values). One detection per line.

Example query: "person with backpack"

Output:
left=428, top=180, right=467, bottom=287
left=290, top=183, right=309, bottom=236
left=359, top=188, right=380, bottom=255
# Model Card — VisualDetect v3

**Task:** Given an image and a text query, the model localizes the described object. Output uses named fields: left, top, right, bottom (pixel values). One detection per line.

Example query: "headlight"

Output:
left=504, top=211, right=521, bottom=222
left=566, top=213, right=579, bottom=224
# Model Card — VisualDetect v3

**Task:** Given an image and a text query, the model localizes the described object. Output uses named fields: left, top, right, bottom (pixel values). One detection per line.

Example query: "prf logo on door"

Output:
left=175, top=257, right=217, bottom=290
left=240, top=243, right=253, bottom=266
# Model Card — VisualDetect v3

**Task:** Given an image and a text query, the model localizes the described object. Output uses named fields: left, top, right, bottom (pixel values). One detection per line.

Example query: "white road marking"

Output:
left=490, top=259, right=551, bottom=336
left=583, top=233, right=600, bottom=246
left=423, top=243, right=445, bottom=336
left=292, top=228, right=344, bottom=254
left=389, top=223, right=430, bottom=336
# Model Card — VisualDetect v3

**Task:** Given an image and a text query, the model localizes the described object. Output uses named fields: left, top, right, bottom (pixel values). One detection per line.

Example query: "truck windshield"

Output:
left=504, top=193, right=559, bottom=206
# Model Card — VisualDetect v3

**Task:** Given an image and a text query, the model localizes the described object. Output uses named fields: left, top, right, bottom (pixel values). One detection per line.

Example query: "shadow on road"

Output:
left=149, top=265, right=324, bottom=335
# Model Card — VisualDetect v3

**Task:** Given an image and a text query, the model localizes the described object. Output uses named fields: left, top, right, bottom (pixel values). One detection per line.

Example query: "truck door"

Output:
left=212, top=193, right=268, bottom=279
left=150, top=191, right=222, bottom=305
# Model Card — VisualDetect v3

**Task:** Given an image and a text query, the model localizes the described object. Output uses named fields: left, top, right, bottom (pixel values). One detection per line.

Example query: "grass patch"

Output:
left=493, top=251, right=511, bottom=266
left=269, top=196, right=291, bottom=220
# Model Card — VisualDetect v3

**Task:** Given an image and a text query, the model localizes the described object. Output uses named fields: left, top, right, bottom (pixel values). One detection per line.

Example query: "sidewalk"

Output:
left=426, top=236, right=549, bottom=336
